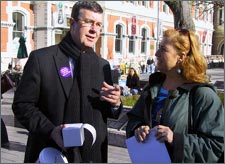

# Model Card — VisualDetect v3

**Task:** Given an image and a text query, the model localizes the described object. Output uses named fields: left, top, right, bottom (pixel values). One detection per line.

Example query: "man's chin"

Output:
left=84, top=44, right=95, bottom=49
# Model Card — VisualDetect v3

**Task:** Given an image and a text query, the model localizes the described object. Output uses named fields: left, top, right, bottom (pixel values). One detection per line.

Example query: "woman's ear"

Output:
left=70, top=17, right=75, bottom=26
left=179, top=52, right=186, bottom=61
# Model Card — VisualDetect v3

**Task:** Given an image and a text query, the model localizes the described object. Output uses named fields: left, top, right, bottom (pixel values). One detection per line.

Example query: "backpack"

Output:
left=187, top=83, right=224, bottom=163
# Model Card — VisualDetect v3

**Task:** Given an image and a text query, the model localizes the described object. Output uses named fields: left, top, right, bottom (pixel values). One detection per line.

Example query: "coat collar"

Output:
left=54, top=47, right=73, bottom=99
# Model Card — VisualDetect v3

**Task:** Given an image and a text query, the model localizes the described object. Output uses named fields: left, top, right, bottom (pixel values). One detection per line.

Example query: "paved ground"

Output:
left=1, top=89, right=131, bottom=163
left=1, top=68, right=223, bottom=163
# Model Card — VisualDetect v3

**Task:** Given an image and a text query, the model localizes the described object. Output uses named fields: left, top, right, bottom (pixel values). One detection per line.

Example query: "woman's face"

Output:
left=130, top=69, right=135, bottom=76
left=155, top=39, right=180, bottom=74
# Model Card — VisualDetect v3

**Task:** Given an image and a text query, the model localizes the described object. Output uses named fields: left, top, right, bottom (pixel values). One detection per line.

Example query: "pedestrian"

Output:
left=126, top=29, right=224, bottom=163
left=147, top=57, right=155, bottom=73
left=1, top=118, right=9, bottom=148
left=126, top=67, right=140, bottom=95
left=12, top=1, right=122, bottom=163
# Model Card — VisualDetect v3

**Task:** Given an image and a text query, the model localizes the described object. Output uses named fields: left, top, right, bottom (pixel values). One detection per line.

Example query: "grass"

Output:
left=217, top=91, right=224, bottom=105
left=121, top=95, right=140, bottom=106
left=121, top=91, right=224, bottom=107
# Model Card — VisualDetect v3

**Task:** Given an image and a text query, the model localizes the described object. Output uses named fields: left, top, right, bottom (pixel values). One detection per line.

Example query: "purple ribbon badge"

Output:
left=59, top=66, right=71, bottom=78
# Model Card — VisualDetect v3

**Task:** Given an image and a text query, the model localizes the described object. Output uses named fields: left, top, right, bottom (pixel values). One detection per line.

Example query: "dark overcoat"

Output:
left=12, top=45, right=121, bottom=163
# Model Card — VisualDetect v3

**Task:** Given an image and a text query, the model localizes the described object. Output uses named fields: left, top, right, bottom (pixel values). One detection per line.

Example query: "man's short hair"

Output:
left=71, top=1, right=103, bottom=20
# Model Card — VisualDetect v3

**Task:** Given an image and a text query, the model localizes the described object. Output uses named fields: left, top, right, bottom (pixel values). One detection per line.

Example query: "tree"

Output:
left=164, top=1, right=195, bottom=31
left=164, top=0, right=224, bottom=31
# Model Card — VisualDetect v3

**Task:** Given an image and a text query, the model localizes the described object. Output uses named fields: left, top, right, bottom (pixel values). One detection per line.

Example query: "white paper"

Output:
left=62, top=123, right=96, bottom=147
left=38, top=147, right=68, bottom=163
left=83, top=123, right=96, bottom=145
left=126, top=127, right=171, bottom=163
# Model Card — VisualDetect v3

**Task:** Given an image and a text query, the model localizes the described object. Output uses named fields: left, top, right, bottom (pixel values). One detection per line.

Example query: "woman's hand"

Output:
left=134, top=125, right=150, bottom=142
left=155, top=125, right=173, bottom=144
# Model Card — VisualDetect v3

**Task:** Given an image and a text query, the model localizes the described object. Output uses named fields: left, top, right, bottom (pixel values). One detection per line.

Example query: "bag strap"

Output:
left=188, top=83, right=215, bottom=133
left=187, top=83, right=224, bottom=162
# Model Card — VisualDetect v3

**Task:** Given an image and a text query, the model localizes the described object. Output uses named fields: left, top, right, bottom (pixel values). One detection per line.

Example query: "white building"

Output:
left=1, top=1, right=215, bottom=72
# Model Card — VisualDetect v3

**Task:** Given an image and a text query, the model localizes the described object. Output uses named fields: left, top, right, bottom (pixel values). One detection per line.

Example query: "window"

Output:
left=141, top=1, right=147, bottom=7
left=13, top=12, right=24, bottom=39
left=163, top=4, right=168, bottom=14
left=141, top=28, right=147, bottom=53
left=115, top=24, right=123, bottom=53
left=129, top=36, right=135, bottom=53
left=195, top=7, right=199, bottom=19
left=219, top=8, right=223, bottom=25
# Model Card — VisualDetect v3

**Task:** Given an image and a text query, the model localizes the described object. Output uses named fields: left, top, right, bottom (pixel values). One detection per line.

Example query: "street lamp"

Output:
left=156, top=1, right=160, bottom=49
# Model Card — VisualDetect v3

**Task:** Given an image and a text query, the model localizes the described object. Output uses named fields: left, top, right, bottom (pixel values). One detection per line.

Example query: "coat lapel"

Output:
left=54, top=49, right=73, bottom=98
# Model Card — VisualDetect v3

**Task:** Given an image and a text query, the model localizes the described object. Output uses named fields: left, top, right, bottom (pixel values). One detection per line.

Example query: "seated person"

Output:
left=126, top=68, right=140, bottom=95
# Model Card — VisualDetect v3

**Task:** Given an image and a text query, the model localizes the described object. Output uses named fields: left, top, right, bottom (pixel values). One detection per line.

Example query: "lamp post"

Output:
left=156, top=1, right=160, bottom=50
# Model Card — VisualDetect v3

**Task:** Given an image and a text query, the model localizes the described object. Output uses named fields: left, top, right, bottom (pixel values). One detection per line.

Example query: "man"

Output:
left=12, top=1, right=122, bottom=163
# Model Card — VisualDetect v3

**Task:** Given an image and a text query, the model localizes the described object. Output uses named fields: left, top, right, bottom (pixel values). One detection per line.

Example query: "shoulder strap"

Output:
left=188, top=83, right=215, bottom=133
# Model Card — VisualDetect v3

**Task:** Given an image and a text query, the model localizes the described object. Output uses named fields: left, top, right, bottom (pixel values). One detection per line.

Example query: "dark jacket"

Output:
left=126, top=75, right=140, bottom=90
left=12, top=45, right=122, bottom=163
left=126, top=72, right=224, bottom=163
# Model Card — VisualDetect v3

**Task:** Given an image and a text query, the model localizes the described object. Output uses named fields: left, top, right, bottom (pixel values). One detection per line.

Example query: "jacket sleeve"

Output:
left=126, top=90, right=150, bottom=138
left=102, top=60, right=122, bottom=119
left=173, top=87, right=224, bottom=163
left=12, top=52, right=55, bottom=137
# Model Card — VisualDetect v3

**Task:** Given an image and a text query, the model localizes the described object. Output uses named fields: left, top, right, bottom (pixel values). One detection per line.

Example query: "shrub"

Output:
left=217, top=91, right=224, bottom=105
left=121, top=91, right=224, bottom=107
left=121, top=95, right=140, bottom=106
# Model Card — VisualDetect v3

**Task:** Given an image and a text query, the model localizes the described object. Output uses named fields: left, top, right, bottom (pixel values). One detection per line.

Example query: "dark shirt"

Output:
left=126, top=75, right=140, bottom=90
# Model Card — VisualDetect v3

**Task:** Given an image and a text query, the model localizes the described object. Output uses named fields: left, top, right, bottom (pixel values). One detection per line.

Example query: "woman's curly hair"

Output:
left=163, top=29, right=208, bottom=83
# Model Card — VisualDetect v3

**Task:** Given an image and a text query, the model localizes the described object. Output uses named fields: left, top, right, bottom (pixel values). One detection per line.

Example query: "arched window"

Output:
left=141, top=28, right=147, bottom=53
left=129, top=36, right=135, bottom=53
left=220, top=44, right=224, bottom=55
left=195, top=6, right=199, bottom=20
left=13, top=12, right=25, bottom=39
left=115, top=24, right=123, bottom=53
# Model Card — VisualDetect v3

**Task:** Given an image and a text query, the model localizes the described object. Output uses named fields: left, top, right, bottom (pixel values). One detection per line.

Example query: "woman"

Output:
left=126, top=29, right=224, bottom=163
left=126, top=67, right=140, bottom=95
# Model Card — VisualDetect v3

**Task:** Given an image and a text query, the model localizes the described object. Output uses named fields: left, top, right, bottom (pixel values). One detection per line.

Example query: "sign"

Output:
left=131, top=16, right=136, bottom=35
left=202, top=30, right=207, bottom=43
left=53, top=2, right=66, bottom=27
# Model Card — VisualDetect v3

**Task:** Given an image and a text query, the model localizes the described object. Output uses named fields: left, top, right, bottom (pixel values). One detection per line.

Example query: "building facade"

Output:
left=1, top=1, right=216, bottom=72
left=212, top=5, right=224, bottom=55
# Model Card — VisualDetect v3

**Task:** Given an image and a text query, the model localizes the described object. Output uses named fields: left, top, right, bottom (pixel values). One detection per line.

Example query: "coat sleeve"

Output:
left=101, top=59, right=122, bottom=119
left=12, top=52, right=55, bottom=137
left=126, top=90, right=150, bottom=138
left=173, top=87, right=224, bottom=163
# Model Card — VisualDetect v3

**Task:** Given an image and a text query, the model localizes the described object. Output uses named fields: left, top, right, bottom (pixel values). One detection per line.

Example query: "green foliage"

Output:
left=121, top=95, right=140, bottom=107
left=217, top=91, right=224, bottom=105
left=121, top=91, right=224, bottom=107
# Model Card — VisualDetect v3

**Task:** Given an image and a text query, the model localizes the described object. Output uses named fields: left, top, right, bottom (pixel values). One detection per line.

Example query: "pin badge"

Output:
left=59, top=67, right=71, bottom=78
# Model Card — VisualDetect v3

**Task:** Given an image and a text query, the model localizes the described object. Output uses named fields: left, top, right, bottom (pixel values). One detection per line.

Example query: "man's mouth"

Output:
left=86, top=35, right=95, bottom=41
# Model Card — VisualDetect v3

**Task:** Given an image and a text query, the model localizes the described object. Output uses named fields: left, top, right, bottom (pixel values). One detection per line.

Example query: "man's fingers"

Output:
left=102, top=81, right=114, bottom=89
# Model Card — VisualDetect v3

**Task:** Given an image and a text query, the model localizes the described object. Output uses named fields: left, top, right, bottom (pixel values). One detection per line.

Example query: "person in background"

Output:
left=13, top=63, right=22, bottom=73
left=11, top=63, right=23, bottom=88
left=147, top=56, right=155, bottom=74
left=12, top=1, right=122, bottom=163
left=126, top=67, right=140, bottom=95
left=126, top=29, right=224, bottom=163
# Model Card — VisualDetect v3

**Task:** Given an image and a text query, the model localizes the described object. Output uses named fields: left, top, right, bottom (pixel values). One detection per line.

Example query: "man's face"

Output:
left=70, top=9, right=103, bottom=50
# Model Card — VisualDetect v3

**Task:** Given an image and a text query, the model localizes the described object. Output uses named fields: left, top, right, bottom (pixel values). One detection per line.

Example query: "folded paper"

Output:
left=37, top=147, right=68, bottom=163
left=62, top=123, right=96, bottom=147
left=126, top=127, right=171, bottom=163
